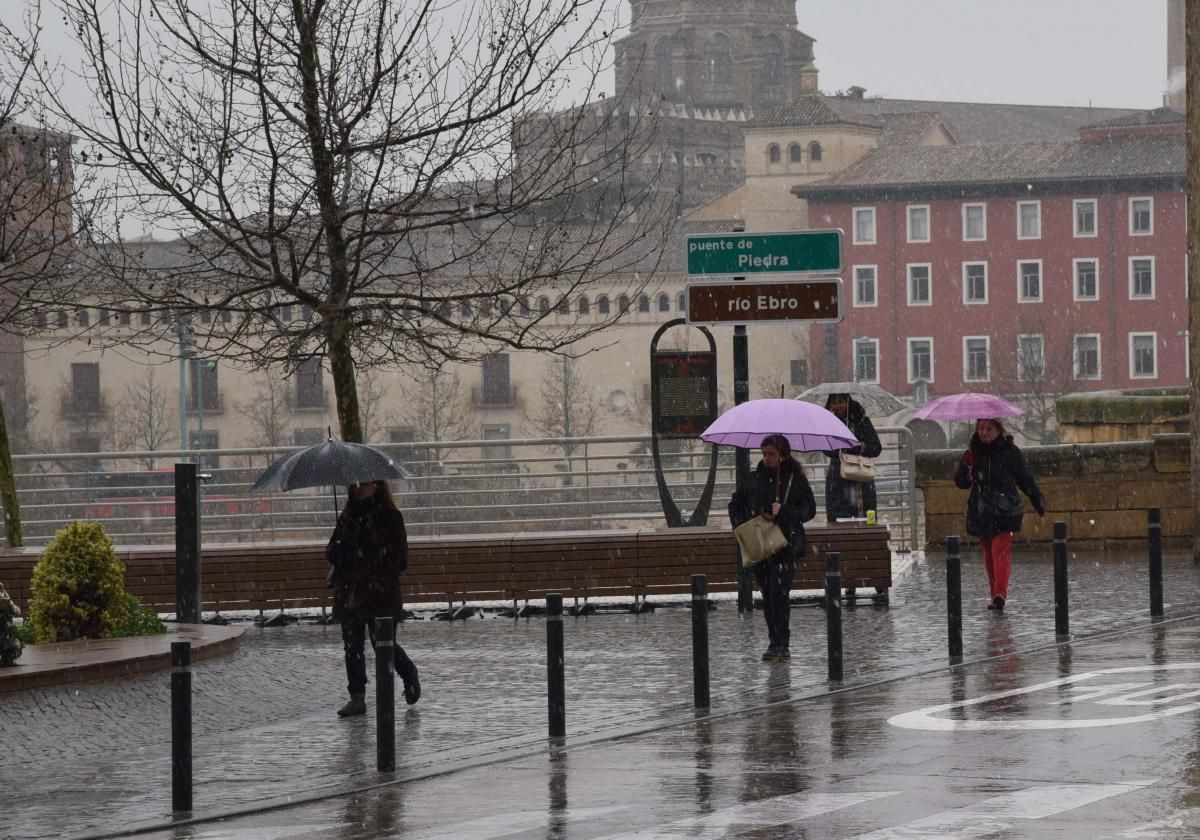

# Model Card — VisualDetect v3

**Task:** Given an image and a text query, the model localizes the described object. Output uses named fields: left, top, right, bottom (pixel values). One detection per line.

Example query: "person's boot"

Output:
left=337, top=692, right=366, bottom=718
left=402, top=664, right=421, bottom=706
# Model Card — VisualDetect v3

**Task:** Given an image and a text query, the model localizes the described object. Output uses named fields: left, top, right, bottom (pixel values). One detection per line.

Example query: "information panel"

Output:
left=650, top=351, right=718, bottom=436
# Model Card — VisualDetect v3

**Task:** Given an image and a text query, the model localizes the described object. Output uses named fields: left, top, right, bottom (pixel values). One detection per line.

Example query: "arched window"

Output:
left=809, top=141, right=823, bottom=162
left=618, top=294, right=631, bottom=313
left=637, top=294, right=650, bottom=313
left=557, top=297, right=569, bottom=315
left=676, top=291, right=686, bottom=311
left=57, top=310, right=68, bottom=328
left=439, top=300, right=453, bottom=318
left=702, top=34, right=734, bottom=98
left=538, top=296, right=551, bottom=313
left=697, top=152, right=717, bottom=166
left=762, top=35, right=784, bottom=103
left=578, top=296, right=590, bottom=315
left=768, top=144, right=781, bottom=164
left=597, top=295, right=611, bottom=315
left=460, top=301, right=473, bottom=318
left=657, top=293, right=670, bottom=312
left=480, top=298, right=492, bottom=317
left=789, top=143, right=803, bottom=163
left=655, top=38, right=675, bottom=96
left=520, top=297, right=531, bottom=316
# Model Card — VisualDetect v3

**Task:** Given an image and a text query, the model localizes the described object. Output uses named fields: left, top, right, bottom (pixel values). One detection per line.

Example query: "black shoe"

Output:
left=776, top=647, right=791, bottom=660
left=993, top=595, right=1005, bottom=611
left=762, top=646, right=778, bottom=662
left=402, top=666, right=421, bottom=705
left=337, top=693, right=366, bottom=718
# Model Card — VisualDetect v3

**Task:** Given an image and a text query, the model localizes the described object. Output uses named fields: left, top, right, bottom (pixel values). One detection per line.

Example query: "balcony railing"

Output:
left=185, top=393, right=225, bottom=415
left=60, top=394, right=107, bottom=418
left=288, top=389, right=328, bottom=411
left=471, top=385, right=518, bottom=408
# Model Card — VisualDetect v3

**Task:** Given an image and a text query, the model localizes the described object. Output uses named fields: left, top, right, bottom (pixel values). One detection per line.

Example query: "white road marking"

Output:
left=1114, top=807, right=1200, bottom=837
left=848, top=781, right=1155, bottom=839
left=890, top=664, right=1200, bottom=731
left=590, top=791, right=899, bottom=839
left=396, top=805, right=631, bottom=840
left=182, top=826, right=340, bottom=840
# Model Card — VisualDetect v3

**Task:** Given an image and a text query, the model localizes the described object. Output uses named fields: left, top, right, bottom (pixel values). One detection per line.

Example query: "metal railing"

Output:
left=0, top=427, right=918, bottom=550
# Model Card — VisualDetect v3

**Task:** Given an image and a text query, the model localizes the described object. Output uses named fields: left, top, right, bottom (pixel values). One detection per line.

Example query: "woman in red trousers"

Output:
left=954, top=418, right=1046, bottom=610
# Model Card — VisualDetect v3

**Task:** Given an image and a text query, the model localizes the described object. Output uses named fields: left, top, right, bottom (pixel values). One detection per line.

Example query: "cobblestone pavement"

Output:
left=3, top=546, right=1199, bottom=839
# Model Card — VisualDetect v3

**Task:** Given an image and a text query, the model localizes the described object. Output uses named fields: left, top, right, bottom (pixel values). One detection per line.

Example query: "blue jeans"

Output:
left=341, top=616, right=417, bottom=695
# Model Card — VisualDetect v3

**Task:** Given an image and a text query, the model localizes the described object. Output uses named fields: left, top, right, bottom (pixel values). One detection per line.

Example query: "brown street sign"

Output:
left=685, top=279, right=843, bottom=324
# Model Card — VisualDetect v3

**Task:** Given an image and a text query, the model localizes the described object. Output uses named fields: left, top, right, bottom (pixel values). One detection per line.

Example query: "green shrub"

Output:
left=28, top=521, right=130, bottom=644
left=0, top=582, right=22, bottom=666
left=113, top=592, right=167, bottom=638
left=14, top=618, right=33, bottom=646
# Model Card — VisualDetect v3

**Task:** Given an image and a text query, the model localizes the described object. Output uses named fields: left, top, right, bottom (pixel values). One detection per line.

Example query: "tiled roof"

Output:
left=793, top=134, right=1184, bottom=196
left=1081, top=106, right=1184, bottom=130
left=876, top=112, right=954, bottom=147
left=824, top=95, right=1137, bottom=144
left=749, top=95, right=880, bottom=130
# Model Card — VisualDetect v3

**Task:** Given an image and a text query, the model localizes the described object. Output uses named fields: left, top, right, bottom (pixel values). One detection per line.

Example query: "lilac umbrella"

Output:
left=911, top=392, right=1024, bottom=421
left=700, top=399, right=861, bottom=452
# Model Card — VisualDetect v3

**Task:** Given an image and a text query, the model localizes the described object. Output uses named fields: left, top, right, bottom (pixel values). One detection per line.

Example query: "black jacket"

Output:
left=954, top=436, right=1046, bottom=538
left=729, top=457, right=818, bottom=563
left=824, top=398, right=882, bottom=522
left=326, top=495, right=409, bottom=623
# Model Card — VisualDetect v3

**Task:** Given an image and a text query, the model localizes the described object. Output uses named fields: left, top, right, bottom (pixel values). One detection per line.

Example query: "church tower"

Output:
left=614, top=0, right=818, bottom=113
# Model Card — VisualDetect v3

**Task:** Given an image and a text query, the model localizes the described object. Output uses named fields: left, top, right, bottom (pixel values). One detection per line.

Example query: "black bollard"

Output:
left=547, top=594, right=566, bottom=738
left=1149, top=507, right=1164, bottom=618
left=1053, top=521, right=1069, bottom=639
left=171, top=641, right=192, bottom=813
left=825, top=552, right=843, bottom=681
left=946, top=536, right=962, bottom=659
left=690, top=574, right=710, bottom=709
left=374, top=617, right=395, bottom=772
left=174, top=463, right=202, bottom=624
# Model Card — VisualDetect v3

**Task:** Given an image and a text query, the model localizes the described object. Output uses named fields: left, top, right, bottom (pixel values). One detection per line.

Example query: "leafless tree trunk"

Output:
left=26, top=0, right=671, bottom=447
left=113, top=368, right=176, bottom=468
left=1188, top=0, right=1200, bottom=561
left=236, top=375, right=290, bottom=449
left=525, top=355, right=601, bottom=485
left=392, top=367, right=473, bottom=469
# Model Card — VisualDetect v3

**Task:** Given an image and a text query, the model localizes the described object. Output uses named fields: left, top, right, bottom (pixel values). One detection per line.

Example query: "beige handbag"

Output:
left=839, top=451, right=876, bottom=483
left=734, top=475, right=793, bottom=566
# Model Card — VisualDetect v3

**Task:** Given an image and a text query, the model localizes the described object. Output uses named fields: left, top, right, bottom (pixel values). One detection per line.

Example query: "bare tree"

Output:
left=26, top=0, right=671, bottom=451
left=392, top=367, right=473, bottom=469
left=987, top=312, right=1081, bottom=445
left=236, top=374, right=290, bottom=449
left=525, top=355, right=602, bottom=481
left=357, top=370, right=386, bottom=444
left=113, top=368, right=176, bottom=468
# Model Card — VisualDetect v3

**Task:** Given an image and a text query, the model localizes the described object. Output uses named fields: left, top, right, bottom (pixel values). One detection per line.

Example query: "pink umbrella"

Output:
left=700, top=399, right=861, bottom=452
left=912, top=392, right=1024, bottom=421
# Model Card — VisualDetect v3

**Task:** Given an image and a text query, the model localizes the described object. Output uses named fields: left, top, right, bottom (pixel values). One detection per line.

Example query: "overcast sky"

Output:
left=784, top=1, right=1170, bottom=109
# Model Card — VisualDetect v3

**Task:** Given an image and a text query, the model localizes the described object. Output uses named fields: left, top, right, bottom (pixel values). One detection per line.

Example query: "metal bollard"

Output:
left=825, top=552, right=843, bottom=681
left=546, top=594, right=566, bottom=738
left=1149, top=507, right=1164, bottom=618
left=690, top=574, right=710, bottom=709
left=171, top=641, right=192, bottom=813
left=946, top=536, right=962, bottom=660
left=1053, top=521, right=1069, bottom=639
left=374, top=617, right=395, bottom=772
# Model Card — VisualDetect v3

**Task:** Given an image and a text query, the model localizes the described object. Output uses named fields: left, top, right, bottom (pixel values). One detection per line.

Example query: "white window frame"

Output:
left=906, top=204, right=931, bottom=243
left=962, top=203, right=987, bottom=241
left=1128, top=255, right=1156, bottom=300
left=1072, top=258, right=1099, bottom=301
left=1017, top=259, right=1043, bottom=303
left=1016, top=333, right=1045, bottom=382
left=852, top=207, right=876, bottom=245
left=1129, top=196, right=1154, bottom=236
left=1073, top=333, right=1102, bottom=380
left=853, top=337, right=881, bottom=385
left=907, top=337, right=934, bottom=384
left=852, top=264, right=878, bottom=308
left=962, top=261, right=988, bottom=305
left=1073, top=198, right=1098, bottom=238
left=907, top=262, right=932, bottom=306
left=963, top=335, right=991, bottom=383
left=1129, top=332, right=1158, bottom=379
left=1017, top=200, right=1042, bottom=240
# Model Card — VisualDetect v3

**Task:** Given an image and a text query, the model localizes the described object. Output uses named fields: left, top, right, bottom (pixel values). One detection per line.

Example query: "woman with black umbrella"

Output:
left=327, top=480, right=421, bottom=717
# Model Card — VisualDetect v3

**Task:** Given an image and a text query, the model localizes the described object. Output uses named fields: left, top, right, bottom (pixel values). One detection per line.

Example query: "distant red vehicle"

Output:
left=83, top=470, right=271, bottom=528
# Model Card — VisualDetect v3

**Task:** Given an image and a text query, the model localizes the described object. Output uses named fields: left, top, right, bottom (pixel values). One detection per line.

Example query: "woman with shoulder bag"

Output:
left=823, top=394, right=882, bottom=522
left=728, top=434, right=817, bottom=662
left=954, top=418, right=1046, bottom=611
left=326, top=480, right=421, bottom=717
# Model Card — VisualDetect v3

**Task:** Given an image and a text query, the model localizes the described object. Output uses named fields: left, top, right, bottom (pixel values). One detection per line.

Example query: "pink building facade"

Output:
left=794, top=110, right=1187, bottom=403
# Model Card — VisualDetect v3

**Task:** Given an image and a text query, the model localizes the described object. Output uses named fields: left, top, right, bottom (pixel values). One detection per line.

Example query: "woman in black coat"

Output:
left=327, top=480, right=421, bottom=717
left=824, top=394, right=883, bottom=522
left=729, top=434, right=817, bottom=662
left=953, top=418, right=1046, bottom=610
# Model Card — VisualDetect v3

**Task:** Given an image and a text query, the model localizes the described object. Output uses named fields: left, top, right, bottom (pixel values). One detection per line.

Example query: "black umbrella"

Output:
left=251, top=439, right=410, bottom=493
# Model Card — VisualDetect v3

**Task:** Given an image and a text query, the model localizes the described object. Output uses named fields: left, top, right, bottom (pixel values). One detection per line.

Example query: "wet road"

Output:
left=137, top=617, right=1200, bottom=840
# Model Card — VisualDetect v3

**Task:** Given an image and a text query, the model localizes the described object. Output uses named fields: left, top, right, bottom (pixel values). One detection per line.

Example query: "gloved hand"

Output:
left=962, top=450, right=974, bottom=466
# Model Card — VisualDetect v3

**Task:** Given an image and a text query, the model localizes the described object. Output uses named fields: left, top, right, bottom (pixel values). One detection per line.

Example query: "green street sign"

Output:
left=685, top=229, right=842, bottom=277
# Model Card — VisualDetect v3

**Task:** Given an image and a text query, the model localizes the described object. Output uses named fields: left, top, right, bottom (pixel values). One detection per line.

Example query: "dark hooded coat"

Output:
left=954, top=434, right=1046, bottom=538
left=326, top=495, right=409, bottom=623
left=729, top=456, right=818, bottom=563
left=824, top=396, right=882, bottom=522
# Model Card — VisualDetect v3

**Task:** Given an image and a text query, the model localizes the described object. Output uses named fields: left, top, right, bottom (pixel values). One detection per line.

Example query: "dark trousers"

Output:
left=341, top=616, right=417, bottom=695
left=754, top=558, right=796, bottom=651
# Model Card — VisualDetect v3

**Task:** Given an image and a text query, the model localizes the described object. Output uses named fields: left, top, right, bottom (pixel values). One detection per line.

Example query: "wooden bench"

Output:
left=0, top=523, right=892, bottom=613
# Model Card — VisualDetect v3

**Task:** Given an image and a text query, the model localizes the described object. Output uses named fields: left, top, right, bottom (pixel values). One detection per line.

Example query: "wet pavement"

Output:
left=6, top=546, right=1200, bottom=839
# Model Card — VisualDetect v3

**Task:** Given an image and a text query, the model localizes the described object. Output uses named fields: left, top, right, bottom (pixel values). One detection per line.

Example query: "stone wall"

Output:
left=1056, top=388, right=1189, bottom=444
left=916, top=435, right=1191, bottom=549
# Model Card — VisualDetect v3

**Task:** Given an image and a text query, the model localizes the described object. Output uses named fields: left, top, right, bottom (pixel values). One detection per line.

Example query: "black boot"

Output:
left=402, top=664, right=421, bottom=705
left=337, top=692, right=366, bottom=718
